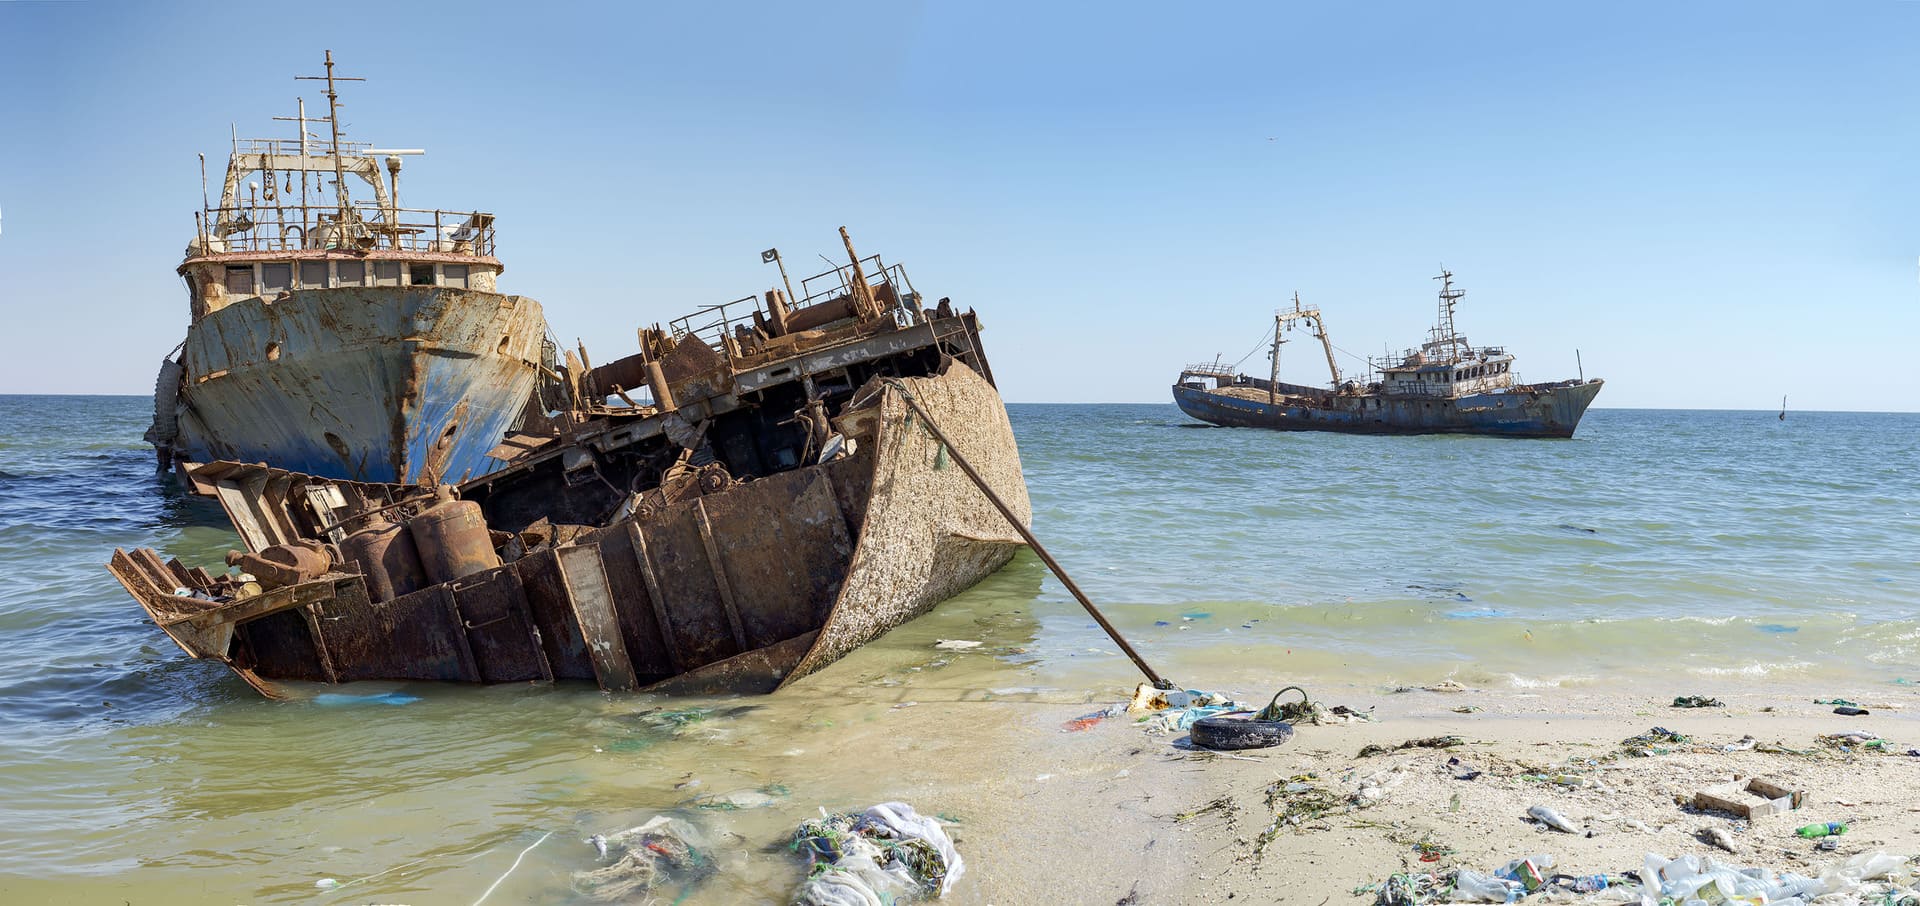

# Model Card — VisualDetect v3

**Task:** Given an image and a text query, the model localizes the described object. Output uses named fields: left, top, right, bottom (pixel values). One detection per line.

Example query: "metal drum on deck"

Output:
left=408, top=492, right=501, bottom=585
left=340, top=515, right=431, bottom=602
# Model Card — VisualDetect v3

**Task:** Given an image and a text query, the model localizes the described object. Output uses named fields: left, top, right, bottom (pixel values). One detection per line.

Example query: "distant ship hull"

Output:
left=1172, top=377, right=1604, bottom=438
left=165, top=286, right=546, bottom=484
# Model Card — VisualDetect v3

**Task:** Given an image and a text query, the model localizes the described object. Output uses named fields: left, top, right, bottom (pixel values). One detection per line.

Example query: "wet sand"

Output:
left=804, top=677, right=1920, bottom=905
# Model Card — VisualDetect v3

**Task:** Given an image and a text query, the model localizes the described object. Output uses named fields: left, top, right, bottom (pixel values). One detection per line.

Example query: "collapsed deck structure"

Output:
left=111, top=234, right=1030, bottom=697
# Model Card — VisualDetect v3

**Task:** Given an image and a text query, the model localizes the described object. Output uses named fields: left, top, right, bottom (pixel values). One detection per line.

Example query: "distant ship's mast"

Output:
left=1428, top=268, right=1467, bottom=365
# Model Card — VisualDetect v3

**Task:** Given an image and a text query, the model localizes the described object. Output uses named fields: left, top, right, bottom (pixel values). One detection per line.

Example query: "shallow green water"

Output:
left=0, top=396, right=1914, bottom=901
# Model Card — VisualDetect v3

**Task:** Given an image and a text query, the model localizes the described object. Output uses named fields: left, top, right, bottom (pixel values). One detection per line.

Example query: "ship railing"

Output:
left=230, top=137, right=378, bottom=158
left=667, top=294, right=766, bottom=349
left=196, top=203, right=497, bottom=256
left=1180, top=361, right=1239, bottom=378
left=668, top=258, right=920, bottom=349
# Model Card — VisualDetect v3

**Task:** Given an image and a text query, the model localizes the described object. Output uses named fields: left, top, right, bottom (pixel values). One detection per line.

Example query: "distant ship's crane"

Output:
left=1268, top=292, right=1342, bottom=403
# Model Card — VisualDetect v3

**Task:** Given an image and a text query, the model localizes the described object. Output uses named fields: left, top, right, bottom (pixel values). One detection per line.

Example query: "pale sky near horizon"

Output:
left=2, top=1, right=1917, bottom=410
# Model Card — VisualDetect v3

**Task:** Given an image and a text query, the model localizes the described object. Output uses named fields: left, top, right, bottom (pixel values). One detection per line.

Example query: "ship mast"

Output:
left=297, top=51, right=363, bottom=223
left=271, top=98, right=329, bottom=243
left=1430, top=268, right=1466, bottom=365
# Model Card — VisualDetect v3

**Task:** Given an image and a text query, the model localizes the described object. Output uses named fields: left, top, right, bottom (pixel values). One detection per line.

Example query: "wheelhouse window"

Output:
left=409, top=264, right=436, bottom=286
left=260, top=263, right=292, bottom=294
left=441, top=264, right=469, bottom=288
left=299, top=260, right=328, bottom=289
left=337, top=261, right=365, bottom=286
left=224, top=265, right=254, bottom=294
left=372, top=261, right=403, bottom=286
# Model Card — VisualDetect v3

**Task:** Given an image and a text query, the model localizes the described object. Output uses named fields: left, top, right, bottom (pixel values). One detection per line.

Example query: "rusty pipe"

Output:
left=646, top=360, right=677, bottom=412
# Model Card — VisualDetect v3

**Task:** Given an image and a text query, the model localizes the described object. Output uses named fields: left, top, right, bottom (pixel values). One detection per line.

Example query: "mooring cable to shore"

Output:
left=887, top=381, right=1176, bottom=691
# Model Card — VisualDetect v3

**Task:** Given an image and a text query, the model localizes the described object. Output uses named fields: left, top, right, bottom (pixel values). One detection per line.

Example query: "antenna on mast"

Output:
left=1431, top=267, right=1465, bottom=363
left=296, top=50, right=365, bottom=219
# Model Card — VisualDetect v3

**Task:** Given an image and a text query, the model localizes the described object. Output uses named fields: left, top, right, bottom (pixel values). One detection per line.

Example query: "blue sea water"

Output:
left=0, top=395, right=1914, bottom=900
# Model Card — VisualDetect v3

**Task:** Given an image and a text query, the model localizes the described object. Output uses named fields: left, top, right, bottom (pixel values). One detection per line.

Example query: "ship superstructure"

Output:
left=148, top=52, right=549, bottom=484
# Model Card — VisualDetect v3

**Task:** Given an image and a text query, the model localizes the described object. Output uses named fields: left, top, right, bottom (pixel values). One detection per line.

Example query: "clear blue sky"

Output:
left=2, top=1, right=1916, bottom=409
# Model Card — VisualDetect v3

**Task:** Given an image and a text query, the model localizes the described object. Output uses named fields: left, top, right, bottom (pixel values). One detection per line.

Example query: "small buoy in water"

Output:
left=315, top=878, right=339, bottom=889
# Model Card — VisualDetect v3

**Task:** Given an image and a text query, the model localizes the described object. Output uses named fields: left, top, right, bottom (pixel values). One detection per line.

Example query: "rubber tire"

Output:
left=1189, top=716, right=1295, bottom=750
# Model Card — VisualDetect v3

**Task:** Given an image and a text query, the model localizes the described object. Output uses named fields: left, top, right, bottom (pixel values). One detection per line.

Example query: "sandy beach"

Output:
left=742, top=670, right=1920, bottom=905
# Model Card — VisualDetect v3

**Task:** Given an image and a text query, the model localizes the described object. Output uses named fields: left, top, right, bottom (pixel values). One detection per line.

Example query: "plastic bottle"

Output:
left=1454, top=869, right=1522, bottom=904
left=1571, top=874, right=1612, bottom=893
left=1796, top=822, right=1847, bottom=839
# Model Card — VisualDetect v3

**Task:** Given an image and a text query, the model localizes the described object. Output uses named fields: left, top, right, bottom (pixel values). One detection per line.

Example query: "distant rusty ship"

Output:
left=1174, top=270, right=1603, bottom=437
left=146, top=52, right=548, bottom=485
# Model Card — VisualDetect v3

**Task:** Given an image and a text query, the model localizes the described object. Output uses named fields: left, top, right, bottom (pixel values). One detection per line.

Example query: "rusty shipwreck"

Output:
left=147, top=52, right=549, bottom=485
left=1175, top=270, right=1603, bottom=437
left=111, top=232, right=1030, bottom=697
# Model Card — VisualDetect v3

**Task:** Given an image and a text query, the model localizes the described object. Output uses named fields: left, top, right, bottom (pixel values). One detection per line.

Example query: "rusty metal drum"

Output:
left=340, top=515, right=430, bottom=602
left=408, top=491, right=501, bottom=585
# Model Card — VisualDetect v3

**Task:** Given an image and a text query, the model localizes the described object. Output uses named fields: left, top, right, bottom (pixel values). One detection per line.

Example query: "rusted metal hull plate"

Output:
left=782, top=362, right=1029, bottom=688
left=172, top=286, right=546, bottom=483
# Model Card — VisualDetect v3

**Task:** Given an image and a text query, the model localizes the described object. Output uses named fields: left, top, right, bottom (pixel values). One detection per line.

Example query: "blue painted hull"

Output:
left=1172, top=378, right=1604, bottom=438
left=166, top=286, right=547, bottom=483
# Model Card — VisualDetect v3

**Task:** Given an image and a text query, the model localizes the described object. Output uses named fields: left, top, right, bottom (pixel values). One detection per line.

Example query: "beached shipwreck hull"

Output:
left=1172, top=376, right=1604, bottom=438
left=111, top=363, right=1028, bottom=696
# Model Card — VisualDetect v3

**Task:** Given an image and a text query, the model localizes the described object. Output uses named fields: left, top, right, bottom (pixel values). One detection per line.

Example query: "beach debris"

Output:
left=1124, top=684, right=1248, bottom=734
left=1697, top=826, right=1740, bottom=853
left=1253, top=685, right=1373, bottom=725
left=695, top=784, right=788, bottom=810
left=789, top=802, right=962, bottom=904
left=1452, top=705, right=1482, bottom=714
left=1692, top=776, right=1806, bottom=819
left=1526, top=804, right=1579, bottom=833
left=1495, top=853, right=1555, bottom=891
left=1723, top=734, right=1758, bottom=752
left=1061, top=713, right=1107, bottom=732
left=1672, top=695, right=1726, bottom=708
left=933, top=639, right=981, bottom=651
left=1815, top=698, right=1860, bottom=707
left=1359, top=735, right=1464, bottom=758
left=1796, top=821, right=1847, bottom=839
left=1190, top=714, right=1294, bottom=751
left=1620, top=726, right=1692, bottom=757
left=1834, top=706, right=1870, bottom=716
left=1360, top=849, right=1919, bottom=906
left=573, top=816, right=713, bottom=903
left=1174, top=795, right=1237, bottom=824
left=1422, top=680, right=1470, bottom=693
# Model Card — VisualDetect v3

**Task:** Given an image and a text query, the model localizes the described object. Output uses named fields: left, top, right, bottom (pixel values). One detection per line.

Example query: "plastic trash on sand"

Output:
left=1452, top=869, right=1523, bottom=903
left=572, top=815, right=714, bottom=902
left=1125, top=683, right=1248, bottom=733
left=790, top=802, right=963, bottom=904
